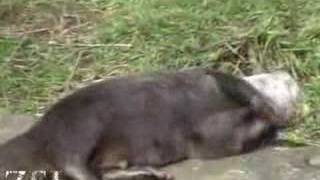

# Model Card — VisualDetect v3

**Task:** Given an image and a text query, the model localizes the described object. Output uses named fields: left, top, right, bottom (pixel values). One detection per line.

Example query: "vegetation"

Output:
left=0, top=0, right=319, bottom=144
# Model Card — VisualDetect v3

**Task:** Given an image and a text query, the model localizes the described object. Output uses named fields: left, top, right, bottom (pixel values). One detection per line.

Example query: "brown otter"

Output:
left=0, top=69, right=290, bottom=180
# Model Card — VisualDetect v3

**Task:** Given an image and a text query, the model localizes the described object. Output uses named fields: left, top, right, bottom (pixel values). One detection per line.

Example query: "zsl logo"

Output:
left=2, top=171, right=60, bottom=180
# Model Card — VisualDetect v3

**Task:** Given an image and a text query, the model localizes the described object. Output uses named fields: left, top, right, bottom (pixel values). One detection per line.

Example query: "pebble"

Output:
left=308, top=155, right=320, bottom=167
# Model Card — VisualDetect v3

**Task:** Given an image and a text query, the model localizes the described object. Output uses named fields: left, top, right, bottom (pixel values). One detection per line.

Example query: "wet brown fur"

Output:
left=0, top=69, right=284, bottom=180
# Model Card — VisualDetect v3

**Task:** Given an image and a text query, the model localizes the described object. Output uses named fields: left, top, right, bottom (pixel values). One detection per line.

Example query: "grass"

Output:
left=0, top=0, right=319, bottom=144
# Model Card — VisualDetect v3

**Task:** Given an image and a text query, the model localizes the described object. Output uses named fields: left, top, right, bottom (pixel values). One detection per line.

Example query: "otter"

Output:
left=0, top=69, right=292, bottom=180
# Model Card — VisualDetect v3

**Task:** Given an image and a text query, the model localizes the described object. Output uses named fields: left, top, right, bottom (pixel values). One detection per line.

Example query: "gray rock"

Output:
left=308, top=155, right=320, bottom=168
left=164, top=146, right=320, bottom=180
left=0, top=114, right=37, bottom=144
